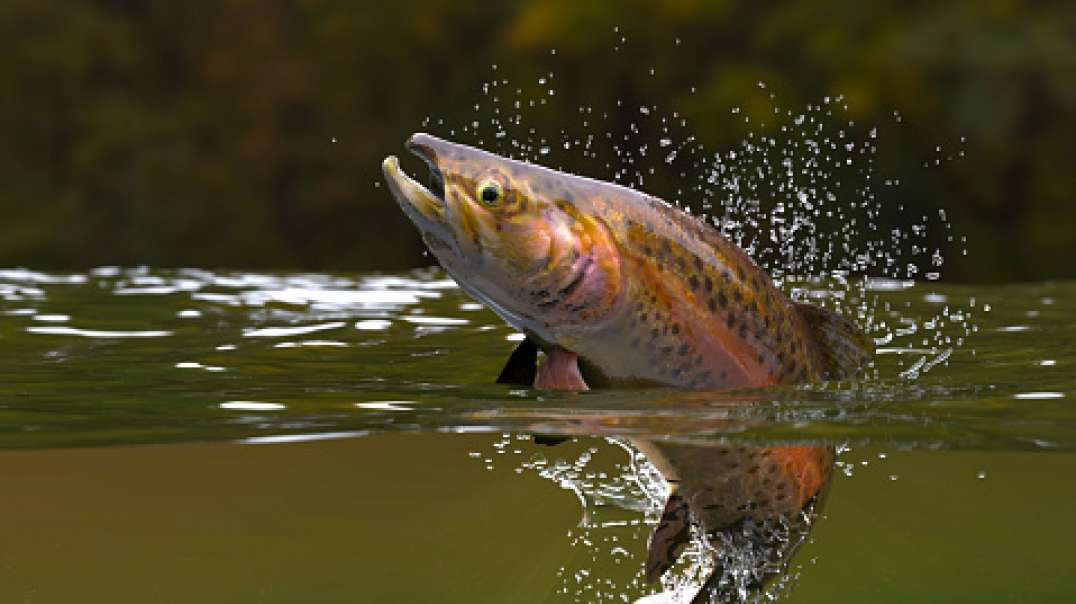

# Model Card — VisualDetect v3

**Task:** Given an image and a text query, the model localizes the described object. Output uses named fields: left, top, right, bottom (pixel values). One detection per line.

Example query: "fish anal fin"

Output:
left=496, top=337, right=538, bottom=385
left=645, top=492, right=692, bottom=583
left=794, top=301, right=875, bottom=380
left=534, top=346, right=589, bottom=391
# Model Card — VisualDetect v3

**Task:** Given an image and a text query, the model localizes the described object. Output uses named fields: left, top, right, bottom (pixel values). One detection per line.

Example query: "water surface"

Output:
left=0, top=268, right=1073, bottom=602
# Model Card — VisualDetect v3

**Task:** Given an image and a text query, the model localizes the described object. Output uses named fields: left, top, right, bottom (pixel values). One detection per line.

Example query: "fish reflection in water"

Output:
left=520, top=431, right=832, bottom=603
left=635, top=440, right=832, bottom=603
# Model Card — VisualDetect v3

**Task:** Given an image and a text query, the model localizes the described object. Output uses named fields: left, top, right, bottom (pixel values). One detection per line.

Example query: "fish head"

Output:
left=383, top=133, right=623, bottom=341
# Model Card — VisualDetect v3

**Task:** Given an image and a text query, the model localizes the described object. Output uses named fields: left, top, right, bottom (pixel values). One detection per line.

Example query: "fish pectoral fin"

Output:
left=645, top=492, right=692, bottom=583
left=496, top=337, right=538, bottom=385
left=794, top=301, right=875, bottom=380
left=533, top=345, right=589, bottom=391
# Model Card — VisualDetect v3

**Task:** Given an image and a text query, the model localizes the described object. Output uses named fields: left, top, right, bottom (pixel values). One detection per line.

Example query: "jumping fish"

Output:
left=383, top=134, right=854, bottom=602
left=382, top=133, right=873, bottom=390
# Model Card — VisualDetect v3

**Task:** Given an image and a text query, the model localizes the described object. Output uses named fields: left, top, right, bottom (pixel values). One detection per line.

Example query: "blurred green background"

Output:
left=3, top=0, right=1073, bottom=282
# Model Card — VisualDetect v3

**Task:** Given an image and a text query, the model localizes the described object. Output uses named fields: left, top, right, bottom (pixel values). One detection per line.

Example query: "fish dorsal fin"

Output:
left=794, top=302, right=875, bottom=380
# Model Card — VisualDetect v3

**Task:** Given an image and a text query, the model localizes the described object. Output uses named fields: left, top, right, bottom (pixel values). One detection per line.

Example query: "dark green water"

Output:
left=0, top=268, right=1073, bottom=602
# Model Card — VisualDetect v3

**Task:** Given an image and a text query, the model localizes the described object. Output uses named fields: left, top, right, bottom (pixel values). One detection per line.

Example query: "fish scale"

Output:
left=615, top=214, right=815, bottom=388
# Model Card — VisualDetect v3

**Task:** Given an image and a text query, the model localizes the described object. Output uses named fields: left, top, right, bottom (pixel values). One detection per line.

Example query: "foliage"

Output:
left=2, top=0, right=1073, bottom=281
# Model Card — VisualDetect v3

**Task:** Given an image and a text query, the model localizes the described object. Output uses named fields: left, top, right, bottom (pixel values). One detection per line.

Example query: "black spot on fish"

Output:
left=650, top=328, right=659, bottom=340
left=678, top=344, right=689, bottom=355
left=737, top=267, right=746, bottom=281
left=705, top=276, right=713, bottom=292
left=707, top=298, right=716, bottom=312
left=718, top=292, right=728, bottom=308
left=661, top=346, right=673, bottom=355
left=671, top=368, right=681, bottom=378
left=671, top=324, right=680, bottom=335
left=693, top=257, right=703, bottom=271
left=631, top=338, right=640, bottom=349
left=726, top=313, right=736, bottom=329
left=720, top=370, right=728, bottom=380
left=688, top=275, right=699, bottom=291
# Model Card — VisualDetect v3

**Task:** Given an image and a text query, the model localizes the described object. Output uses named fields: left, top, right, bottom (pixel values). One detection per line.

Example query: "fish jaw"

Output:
left=381, top=155, right=451, bottom=243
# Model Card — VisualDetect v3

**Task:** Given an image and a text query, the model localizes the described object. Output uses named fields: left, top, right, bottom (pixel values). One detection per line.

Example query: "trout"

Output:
left=382, top=133, right=873, bottom=390
left=383, top=134, right=853, bottom=602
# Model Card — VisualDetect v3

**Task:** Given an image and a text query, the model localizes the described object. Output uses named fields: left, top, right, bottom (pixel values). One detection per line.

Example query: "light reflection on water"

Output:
left=0, top=267, right=1071, bottom=451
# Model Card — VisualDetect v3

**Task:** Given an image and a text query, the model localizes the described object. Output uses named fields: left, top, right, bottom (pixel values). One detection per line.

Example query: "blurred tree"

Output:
left=0, top=0, right=1072, bottom=281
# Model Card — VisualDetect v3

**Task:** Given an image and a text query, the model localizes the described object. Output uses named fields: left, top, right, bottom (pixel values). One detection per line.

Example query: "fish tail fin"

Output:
left=794, top=302, right=875, bottom=380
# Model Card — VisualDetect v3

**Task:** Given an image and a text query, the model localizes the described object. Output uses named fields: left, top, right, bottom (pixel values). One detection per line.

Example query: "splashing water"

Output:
left=418, top=34, right=992, bottom=603
left=431, top=38, right=975, bottom=388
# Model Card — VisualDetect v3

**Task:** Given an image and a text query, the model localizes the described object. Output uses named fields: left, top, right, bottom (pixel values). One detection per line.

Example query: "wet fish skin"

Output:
left=382, top=133, right=872, bottom=389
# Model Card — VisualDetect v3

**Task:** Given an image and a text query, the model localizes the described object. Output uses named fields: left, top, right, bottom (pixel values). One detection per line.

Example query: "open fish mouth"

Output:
left=406, top=135, right=447, bottom=204
left=381, top=138, right=447, bottom=225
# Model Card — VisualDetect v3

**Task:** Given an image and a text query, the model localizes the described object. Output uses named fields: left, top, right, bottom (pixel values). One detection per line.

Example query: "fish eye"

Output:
left=477, top=180, right=503, bottom=207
